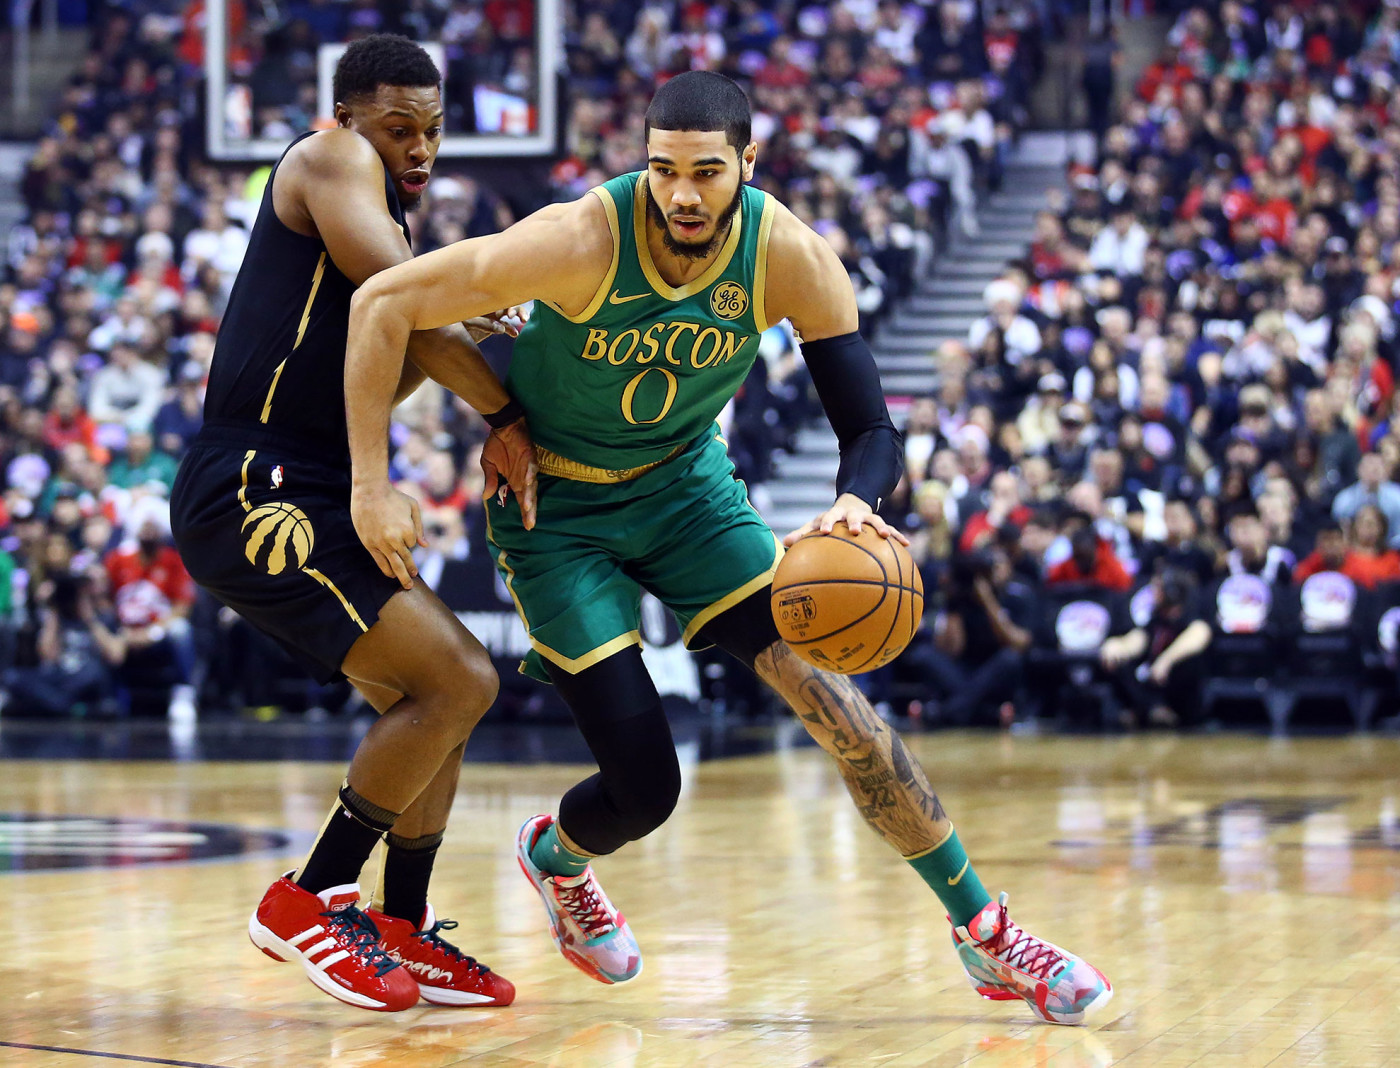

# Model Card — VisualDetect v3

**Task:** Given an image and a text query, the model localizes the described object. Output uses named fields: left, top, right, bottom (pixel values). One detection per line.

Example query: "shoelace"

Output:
left=322, top=907, right=401, bottom=977
left=553, top=876, right=617, bottom=938
left=979, top=908, right=1066, bottom=982
left=412, top=918, right=490, bottom=973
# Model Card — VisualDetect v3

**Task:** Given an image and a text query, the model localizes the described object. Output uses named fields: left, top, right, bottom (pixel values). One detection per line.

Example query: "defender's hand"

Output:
left=464, top=306, right=529, bottom=343
left=1148, top=657, right=1172, bottom=686
left=481, top=417, right=539, bottom=530
left=351, top=482, right=425, bottom=590
left=782, top=492, right=909, bottom=546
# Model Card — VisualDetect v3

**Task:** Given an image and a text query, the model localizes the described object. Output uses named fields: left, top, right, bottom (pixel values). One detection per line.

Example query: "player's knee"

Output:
left=423, top=645, right=498, bottom=742
left=454, top=647, right=499, bottom=724
left=610, top=757, right=682, bottom=841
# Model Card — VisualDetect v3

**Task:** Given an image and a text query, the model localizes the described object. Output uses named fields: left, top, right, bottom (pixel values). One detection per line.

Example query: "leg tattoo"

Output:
left=755, top=642, right=949, bottom=855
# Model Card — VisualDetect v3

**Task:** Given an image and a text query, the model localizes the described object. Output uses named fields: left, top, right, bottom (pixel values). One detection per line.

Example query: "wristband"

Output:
left=483, top=398, right=526, bottom=429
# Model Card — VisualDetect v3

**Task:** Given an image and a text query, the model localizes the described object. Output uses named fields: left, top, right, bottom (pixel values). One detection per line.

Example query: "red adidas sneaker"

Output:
left=247, top=872, right=419, bottom=1012
left=367, top=904, right=516, bottom=1007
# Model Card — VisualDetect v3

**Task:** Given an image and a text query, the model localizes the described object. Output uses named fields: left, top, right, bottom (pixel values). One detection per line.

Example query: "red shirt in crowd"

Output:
left=755, top=57, right=810, bottom=89
left=1136, top=59, right=1194, bottom=103
left=1255, top=196, right=1297, bottom=245
left=484, top=0, right=534, bottom=40
left=126, top=261, right=185, bottom=295
left=65, top=236, right=124, bottom=269
left=43, top=409, right=103, bottom=460
left=984, top=30, right=1018, bottom=70
left=1046, top=539, right=1133, bottom=592
left=1292, top=550, right=1400, bottom=590
left=959, top=505, right=1032, bottom=552
left=423, top=486, right=470, bottom=512
left=105, top=545, right=195, bottom=609
left=1029, top=240, right=1069, bottom=279
left=1304, top=33, right=1333, bottom=70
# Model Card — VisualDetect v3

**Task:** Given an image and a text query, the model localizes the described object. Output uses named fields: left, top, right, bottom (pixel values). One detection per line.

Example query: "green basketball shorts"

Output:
left=484, top=425, right=782, bottom=682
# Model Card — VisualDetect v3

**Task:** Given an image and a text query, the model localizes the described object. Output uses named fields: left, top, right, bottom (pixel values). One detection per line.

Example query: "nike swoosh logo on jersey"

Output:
left=608, top=290, right=649, bottom=304
left=948, top=858, right=970, bottom=886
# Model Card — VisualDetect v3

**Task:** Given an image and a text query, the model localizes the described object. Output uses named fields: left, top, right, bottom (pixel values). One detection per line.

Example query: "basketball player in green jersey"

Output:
left=345, top=72, right=1111, bottom=1024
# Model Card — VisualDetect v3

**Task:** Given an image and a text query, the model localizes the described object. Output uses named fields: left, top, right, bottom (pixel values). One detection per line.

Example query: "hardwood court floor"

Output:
left=3, top=730, right=1400, bottom=1067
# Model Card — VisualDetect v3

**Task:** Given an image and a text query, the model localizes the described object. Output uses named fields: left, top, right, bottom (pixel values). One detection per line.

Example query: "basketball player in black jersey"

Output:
left=170, top=36, right=533, bottom=1012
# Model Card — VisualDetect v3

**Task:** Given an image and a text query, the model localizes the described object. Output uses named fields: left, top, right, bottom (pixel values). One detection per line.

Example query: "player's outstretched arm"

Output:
left=345, top=195, right=611, bottom=577
left=762, top=207, right=906, bottom=546
left=288, top=130, right=524, bottom=417
left=287, top=128, right=524, bottom=414
left=350, top=195, right=612, bottom=334
left=283, top=131, right=546, bottom=585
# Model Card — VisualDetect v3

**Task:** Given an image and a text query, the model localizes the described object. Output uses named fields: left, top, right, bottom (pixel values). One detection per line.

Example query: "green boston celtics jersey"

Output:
left=507, top=171, right=777, bottom=469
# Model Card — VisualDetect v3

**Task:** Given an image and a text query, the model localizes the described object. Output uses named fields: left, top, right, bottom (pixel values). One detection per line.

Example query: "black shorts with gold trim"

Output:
left=170, top=422, right=401, bottom=684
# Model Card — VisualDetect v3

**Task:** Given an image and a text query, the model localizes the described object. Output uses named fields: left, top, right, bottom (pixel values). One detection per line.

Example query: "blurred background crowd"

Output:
left=878, top=0, right=1400, bottom=732
left=4, top=0, right=1399, bottom=731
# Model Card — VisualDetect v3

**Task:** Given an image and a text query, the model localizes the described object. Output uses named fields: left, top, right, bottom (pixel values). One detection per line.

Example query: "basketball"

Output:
left=770, top=525, right=924, bottom=674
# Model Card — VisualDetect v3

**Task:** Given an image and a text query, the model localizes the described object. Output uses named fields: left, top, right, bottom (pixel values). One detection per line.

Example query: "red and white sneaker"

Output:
left=367, top=903, right=516, bottom=1007
left=951, top=892, right=1113, bottom=1025
left=248, top=872, right=419, bottom=1012
left=515, top=814, right=641, bottom=984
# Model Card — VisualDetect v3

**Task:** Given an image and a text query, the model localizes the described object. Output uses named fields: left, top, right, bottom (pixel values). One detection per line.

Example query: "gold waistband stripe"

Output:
left=533, top=443, right=684, bottom=484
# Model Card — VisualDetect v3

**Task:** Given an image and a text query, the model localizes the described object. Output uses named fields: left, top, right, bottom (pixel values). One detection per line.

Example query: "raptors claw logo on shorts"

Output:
left=242, top=502, right=315, bottom=575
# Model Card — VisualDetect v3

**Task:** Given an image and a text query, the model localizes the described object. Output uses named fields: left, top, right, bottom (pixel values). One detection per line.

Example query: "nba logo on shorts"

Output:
left=271, top=465, right=284, bottom=489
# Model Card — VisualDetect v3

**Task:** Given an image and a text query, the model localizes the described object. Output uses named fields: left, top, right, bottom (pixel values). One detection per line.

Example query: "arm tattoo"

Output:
left=755, top=642, right=949, bottom=855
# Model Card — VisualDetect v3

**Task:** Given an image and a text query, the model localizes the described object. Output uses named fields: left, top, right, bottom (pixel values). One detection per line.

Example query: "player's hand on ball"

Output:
left=481, top=417, right=539, bottom=530
left=464, top=306, right=529, bottom=342
left=782, top=492, right=910, bottom=547
left=351, top=481, right=426, bottom=590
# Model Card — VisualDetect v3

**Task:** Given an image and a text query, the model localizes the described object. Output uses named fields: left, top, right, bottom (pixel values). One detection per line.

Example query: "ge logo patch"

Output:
left=710, top=281, right=748, bottom=321
left=0, top=814, right=294, bottom=872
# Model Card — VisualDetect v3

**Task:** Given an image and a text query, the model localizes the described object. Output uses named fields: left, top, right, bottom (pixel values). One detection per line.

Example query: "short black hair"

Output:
left=1228, top=500, right=1259, bottom=521
left=333, top=34, right=440, bottom=106
left=1070, top=524, right=1100, bottom=553
left=644, top=71, right=752, bottom=151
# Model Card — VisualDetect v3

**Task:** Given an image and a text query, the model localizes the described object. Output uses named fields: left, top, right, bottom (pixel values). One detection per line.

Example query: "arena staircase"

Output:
left=0, top=28, right=87, bottom=137
left=758, top=139, right=1071, bottom=535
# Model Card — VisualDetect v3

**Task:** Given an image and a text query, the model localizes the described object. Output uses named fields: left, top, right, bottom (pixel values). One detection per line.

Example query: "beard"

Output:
left=646, top=180, right=744, bottom=261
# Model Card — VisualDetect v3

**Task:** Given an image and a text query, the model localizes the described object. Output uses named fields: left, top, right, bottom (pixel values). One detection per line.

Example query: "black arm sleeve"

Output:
left=802, top=330, right=904, bottom=509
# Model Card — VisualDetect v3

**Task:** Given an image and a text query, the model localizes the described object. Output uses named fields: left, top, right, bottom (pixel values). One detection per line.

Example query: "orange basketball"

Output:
left=770, top=525, right=924, bottom=674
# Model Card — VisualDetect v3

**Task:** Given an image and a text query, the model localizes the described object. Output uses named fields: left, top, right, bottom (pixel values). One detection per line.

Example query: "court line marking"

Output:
left=0, top=1040, right=232, bottom=1067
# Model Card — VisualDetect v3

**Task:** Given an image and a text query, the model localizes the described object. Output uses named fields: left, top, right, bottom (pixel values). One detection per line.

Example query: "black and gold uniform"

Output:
left=170, top=133, right=406, bottom=681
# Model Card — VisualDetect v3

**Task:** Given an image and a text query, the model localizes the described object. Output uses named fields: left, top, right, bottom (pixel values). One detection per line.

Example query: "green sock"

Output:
left=905, top=827, right=992, bottom=929
left=531, top=820, right=592, bottom=878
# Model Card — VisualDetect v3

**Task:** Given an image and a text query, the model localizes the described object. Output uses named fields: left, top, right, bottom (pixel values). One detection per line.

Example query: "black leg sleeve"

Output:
left=694, top=588, right=783, bottom=669
left=547, top=647, right=682, bottom=856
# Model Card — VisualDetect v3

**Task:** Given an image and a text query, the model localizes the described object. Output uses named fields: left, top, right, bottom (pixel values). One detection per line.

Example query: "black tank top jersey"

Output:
left=203, top=131, right=409, bottom=460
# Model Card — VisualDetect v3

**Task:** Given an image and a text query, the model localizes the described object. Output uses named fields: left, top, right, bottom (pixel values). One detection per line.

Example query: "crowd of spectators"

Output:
left=556, top=0, right=1042, bottom=324
left=208, top=0, right=546, bottom=142
left=11, top=0, right=1400, bottom=731
left=2, top=0, right=1048, bottom=719
left=881, top=0, right=1400, bottom=730
left=552, top=0, right=1047, bottom=487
